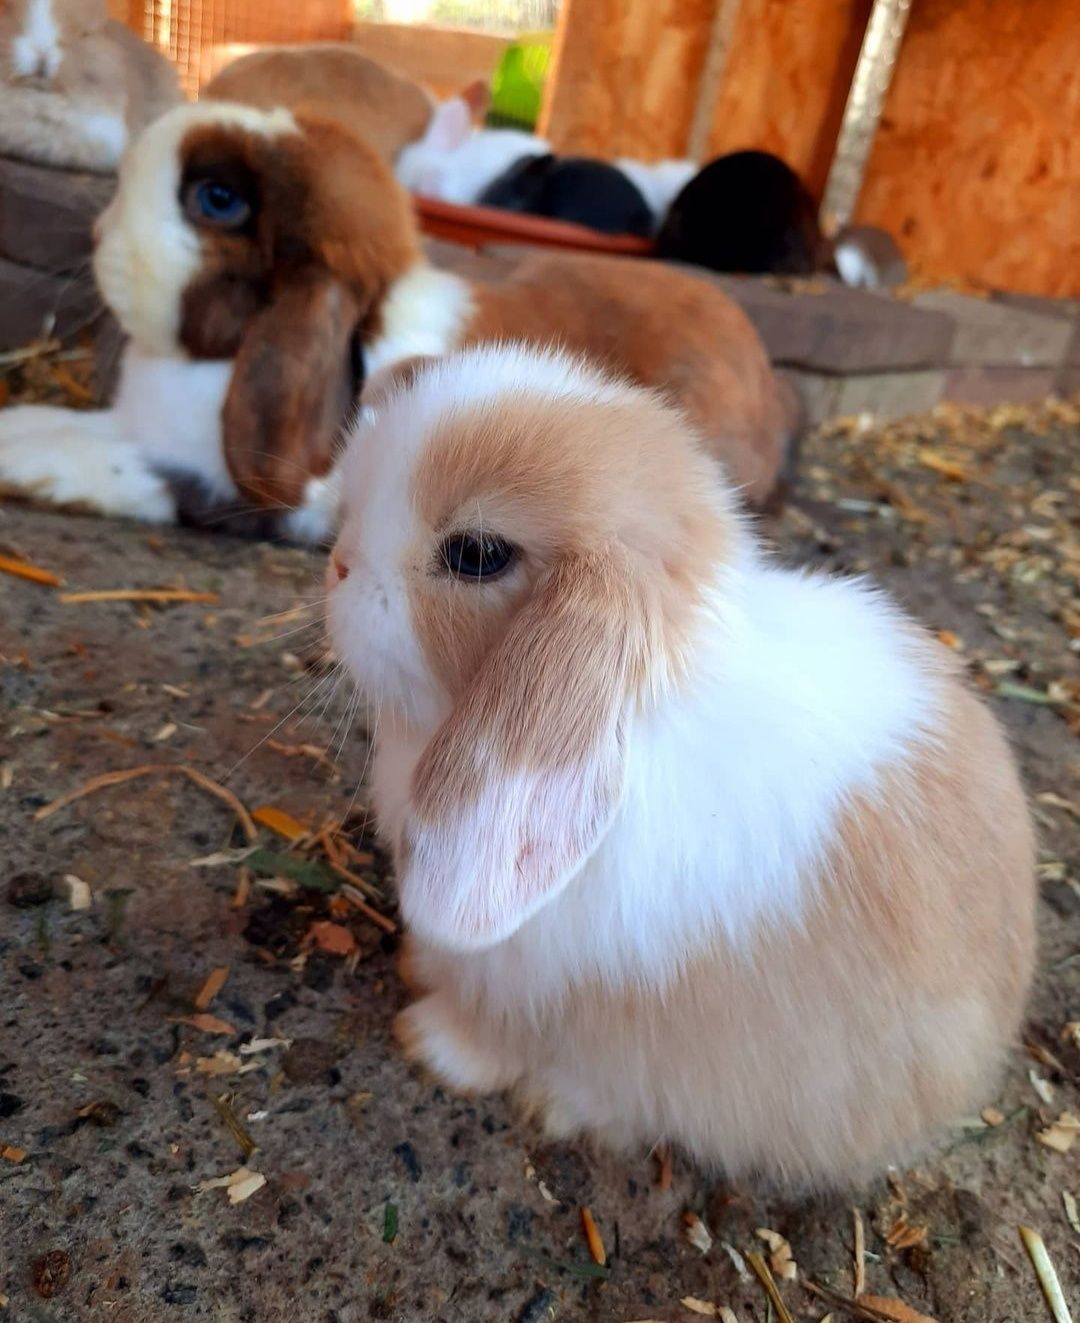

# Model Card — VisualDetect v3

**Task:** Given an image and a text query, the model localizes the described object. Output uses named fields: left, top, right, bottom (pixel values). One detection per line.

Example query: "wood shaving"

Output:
left=58, top=588, right=218, bottom=605
left=305, top=920, right=358, bottom=957
left=239, top=1038, right=291, bottom=1055
left=680, top=1300, right=718, bottom=1318
left=35, top=762, right=257, bottom=842
left=0, top=553, right=62, bottom=587
left=885, top=1216, right=929, bottom=1250
left=337, top=880, right=397, bottom=935
left=683, top=1211, right=713, bottom=1255
left=1037, top=1112, right=1080, bottom=1154
left=1030, top=1069, right=1056, bottom=1105
left=1063, top=1192, right=1080, bottom=1236
left=720, top=1241, right=750, bottom=1282
left=153, top=722, right=177, bottom=742
left=231, top=867, right=252, bottom=909
left=916, top=448, right=968, bottom=482
left=195, top=1166, right=266, bottom=1203
left=981, top=1106, right=1005, bottom=1126
left=746, top=1252, right=795, bottom=1323
left=1017, top=1226, right=1072, bottom=1323
left=656, top=1144, right=673, bottom=1189
left=196, top=1050, right=245, bottom=1076
left=580, top=1206, right=606, bottom=1266
left=853, top=1207, right=866, bottom=1296
left=1, top=1145, right=27, bottom=1163
left=64, top=874, right=92, bottom=910
left=718, top=1311, right=739, bottom=1323
left=251, top=804, right=310, bottom=841
left=161, top=684, right=189, bottom=699
left=0, top=763, right=12, bottom=791
left=857, top=1296, right=939, bottom=1323
left=194, top=966, right=230, bottom=1011
left=755, top=1227, right=797, bottom=1281
left=174, top=1013, right=236, bottom=1036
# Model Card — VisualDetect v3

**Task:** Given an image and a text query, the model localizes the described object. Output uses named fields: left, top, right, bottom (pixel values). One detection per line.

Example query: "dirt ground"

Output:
left=0, top=400, right=1077, bottom=1323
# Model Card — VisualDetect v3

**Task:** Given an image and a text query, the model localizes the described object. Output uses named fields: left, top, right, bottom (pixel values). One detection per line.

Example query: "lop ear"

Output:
left=399, top=550, right=643, bottom=952
left=459, top=79, right=491, bottom=120
left=425, top=96, right=473, bottom=152
left=222, top=270, right=362, bottom=510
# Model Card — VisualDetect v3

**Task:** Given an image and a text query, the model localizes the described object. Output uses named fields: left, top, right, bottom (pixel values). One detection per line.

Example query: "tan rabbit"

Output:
left=202, top=43, right=432, bottom=164
left=326, top=344, right=1037, bottom=1190
left=0, top=0, right=181, bottom=172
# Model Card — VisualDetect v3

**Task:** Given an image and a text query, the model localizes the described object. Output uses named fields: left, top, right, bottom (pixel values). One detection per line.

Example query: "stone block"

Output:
left=943, top=366, right=1058, bottom=406
left=832, top=370, right=947, bottom=421
left=697, top=273, right=955, bottom=374
left=0, top=254, right=105, bottom=350
left=914, top=288, right=1072, bottom=368
left=0, top=154, right=115, bottom=273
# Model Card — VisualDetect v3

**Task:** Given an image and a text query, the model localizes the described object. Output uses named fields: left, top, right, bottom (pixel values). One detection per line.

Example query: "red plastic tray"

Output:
left=415, top=196, right=655, bottom=256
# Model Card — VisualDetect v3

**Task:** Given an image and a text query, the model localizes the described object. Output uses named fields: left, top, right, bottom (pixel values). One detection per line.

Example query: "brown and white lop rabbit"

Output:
left=0, top=0, right=181, bottom=172
left=0, top=100, right=796, bottom=539
left=326, top=344, right=1036, bottom=1189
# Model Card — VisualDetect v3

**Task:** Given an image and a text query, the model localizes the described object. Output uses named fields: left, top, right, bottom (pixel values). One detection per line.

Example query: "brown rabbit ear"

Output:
left=398, top=548, right=644, bottom=953
left=222, top=270, right=361, bottom=510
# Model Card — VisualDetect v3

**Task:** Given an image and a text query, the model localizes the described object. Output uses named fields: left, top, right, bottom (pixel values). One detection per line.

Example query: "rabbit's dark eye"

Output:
left=439, top=533, right=516, bottom=581
left=184, top=179, right=252, bottom=229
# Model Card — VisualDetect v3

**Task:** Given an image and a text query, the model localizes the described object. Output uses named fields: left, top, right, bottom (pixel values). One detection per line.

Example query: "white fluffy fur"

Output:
left=364, top=264, right=475, bottom=377
left=11, top=0, right=61, bottom=79
left=394, top=95, right=550, bottom=205
left=330, top=345, right=946, bottom=1000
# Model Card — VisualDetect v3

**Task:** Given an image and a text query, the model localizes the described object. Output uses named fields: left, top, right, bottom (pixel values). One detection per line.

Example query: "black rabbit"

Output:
left=656, top=149, right=825, bottom=275
left=479, top=153, right=654, bottom=237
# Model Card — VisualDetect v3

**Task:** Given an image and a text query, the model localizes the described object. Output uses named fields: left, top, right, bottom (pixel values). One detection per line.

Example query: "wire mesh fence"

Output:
left=137, top=0, right=558, bottom=94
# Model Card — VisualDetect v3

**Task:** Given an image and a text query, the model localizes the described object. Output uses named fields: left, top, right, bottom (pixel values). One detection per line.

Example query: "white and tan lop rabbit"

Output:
left=0, top=0, right=181, bottom=172
left=326, top=345, right=1036, bottom=1189
left=0, top=100, right=793, bottom=538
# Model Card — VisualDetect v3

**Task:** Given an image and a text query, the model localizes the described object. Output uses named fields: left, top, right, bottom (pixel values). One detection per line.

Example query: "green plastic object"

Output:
left=488, top=32, right=552, bottom=131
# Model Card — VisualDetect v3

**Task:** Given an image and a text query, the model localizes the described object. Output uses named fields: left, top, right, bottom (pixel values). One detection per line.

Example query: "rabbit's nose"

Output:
left=327, top=554, right=350, bottom=590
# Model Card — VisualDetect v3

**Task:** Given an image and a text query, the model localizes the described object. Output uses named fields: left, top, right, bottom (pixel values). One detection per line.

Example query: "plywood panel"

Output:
left=539, top=0, right=718, bottom=161
left=703, top=0, right=869, bottom=194
left=855, top=0, right=1080, bottom=297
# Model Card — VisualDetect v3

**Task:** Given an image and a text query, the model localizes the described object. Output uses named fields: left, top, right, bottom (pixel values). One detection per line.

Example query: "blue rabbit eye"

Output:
left=185, top=179, right=251, bottom=228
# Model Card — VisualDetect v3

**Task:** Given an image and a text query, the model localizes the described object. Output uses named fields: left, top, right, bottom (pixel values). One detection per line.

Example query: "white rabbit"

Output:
left=394, top=94, right=550, bottom=205
left=614, top=156, right=697, bottom=231
left=0, top=0, right=181, bottom=173
left=326, top=344, right=1036, bottom=1190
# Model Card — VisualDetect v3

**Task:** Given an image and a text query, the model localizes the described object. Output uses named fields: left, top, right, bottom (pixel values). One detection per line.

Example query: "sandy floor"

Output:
left=0, top=400, right=1077, bottom=1322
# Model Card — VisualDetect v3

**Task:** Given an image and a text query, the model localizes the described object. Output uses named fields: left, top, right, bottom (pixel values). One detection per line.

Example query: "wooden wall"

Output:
left=541, top=0, right=1078, bottom=296
left=855, top=0, right=1080, bottom=297
left=701, top=0, right=870, bottom=197
left=539, top=0, right=718, bottom=160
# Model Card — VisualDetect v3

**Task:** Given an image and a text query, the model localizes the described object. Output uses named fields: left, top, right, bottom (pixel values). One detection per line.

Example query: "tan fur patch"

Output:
left=461, top=252, right=793, bottom=507
left=408, top=389, right=729, bottom=710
